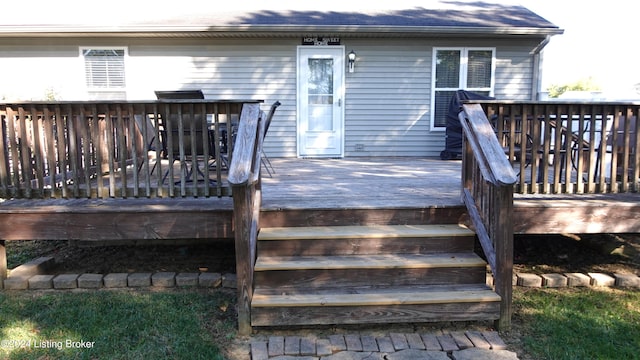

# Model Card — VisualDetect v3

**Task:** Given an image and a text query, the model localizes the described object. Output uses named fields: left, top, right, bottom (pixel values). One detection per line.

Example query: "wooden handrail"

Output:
left=228, top=102, right=266, bottom=335
left=228, top=103, right=262, bottom=186
left=459, top=103, right=517, bottom=331
left=459, top=105, right=517, bottom=186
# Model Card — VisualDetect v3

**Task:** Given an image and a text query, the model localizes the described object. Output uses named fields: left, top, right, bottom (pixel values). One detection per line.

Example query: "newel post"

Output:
left=493, top=186, right=514, bottom=331
left=228, top=103, right=262, bottom=335
left=231, top=182, right=259, bottom=335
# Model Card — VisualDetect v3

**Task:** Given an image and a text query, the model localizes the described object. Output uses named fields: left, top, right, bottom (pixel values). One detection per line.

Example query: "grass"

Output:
left=513, top=287, right=640, bottom=360
left=0, top=289, right=236, bottom=360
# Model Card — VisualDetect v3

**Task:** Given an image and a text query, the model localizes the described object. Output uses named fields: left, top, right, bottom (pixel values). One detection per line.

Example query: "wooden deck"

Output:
left=3, top=100, right=636, bottom=332
left=259, top=157, right=640, bottom=234
left=0, top=156, right=637, bottom=240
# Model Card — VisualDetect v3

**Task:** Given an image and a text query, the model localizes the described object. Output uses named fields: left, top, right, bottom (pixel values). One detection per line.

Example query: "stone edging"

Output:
left=3, top=271, right=237, bottom=290
left=5, top=270, right=639, bottom=291
left=3, top=256, right=639, bottom=290
left=509, top=272, right=640, bottom=288
left=2, top=256, right=238, bottom=290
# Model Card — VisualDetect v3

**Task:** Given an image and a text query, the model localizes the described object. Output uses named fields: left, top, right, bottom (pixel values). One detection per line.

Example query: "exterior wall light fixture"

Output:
left=347, top=50, right=356, bottom=73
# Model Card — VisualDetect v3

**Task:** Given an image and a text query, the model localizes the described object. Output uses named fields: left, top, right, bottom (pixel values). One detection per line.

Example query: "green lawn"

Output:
left=0, top=289, right=236, bottom=360
left=3, top=284, right=639, bottom=359
left=513, top=287, right=640, bottom=360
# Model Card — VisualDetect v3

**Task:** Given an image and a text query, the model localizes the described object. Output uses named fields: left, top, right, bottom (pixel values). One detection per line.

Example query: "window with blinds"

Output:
left=431, top=48, right=495, bottom=129
left=82, top=48, right=127, bottom=99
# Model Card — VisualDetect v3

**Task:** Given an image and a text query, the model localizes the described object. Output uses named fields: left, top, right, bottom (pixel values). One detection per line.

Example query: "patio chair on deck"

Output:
left=590, top=115, right=637, bottom=181
left=154, top=89, right=218, bottom=185
left=134, top=114, right=161, bottom=175
left=160, top=113, right=217, bottom=186
left=261, top=101, right=281, bottom=177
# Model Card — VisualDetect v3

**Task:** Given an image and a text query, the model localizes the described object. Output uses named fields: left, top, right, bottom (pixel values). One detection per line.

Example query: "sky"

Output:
left=510, top=0, right=639, bottom=98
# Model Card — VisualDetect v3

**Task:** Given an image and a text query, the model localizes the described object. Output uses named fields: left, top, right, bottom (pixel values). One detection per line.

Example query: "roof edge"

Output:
left=0, top=25, right=564, bottom=38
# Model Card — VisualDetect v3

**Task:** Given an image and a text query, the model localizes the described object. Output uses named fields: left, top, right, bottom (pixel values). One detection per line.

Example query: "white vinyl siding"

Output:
left=0, top=37, right=539, bottom=158
left=494, top=47, right=536, bottom=100
left=127, top=39, right=298, bottom=157
left=130, top=39, right=436, bottom=157
left=343, top=41, right=433, bottom=156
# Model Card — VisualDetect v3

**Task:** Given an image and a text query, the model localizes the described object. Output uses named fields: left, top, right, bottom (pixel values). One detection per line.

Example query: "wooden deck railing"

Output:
left=228, top=103, right=265, bottom=335
left=459, top=104, right=518, bottom=331
left=471, top=101, right=640, bottom=194
left=0, top=100, right=262, bottom=199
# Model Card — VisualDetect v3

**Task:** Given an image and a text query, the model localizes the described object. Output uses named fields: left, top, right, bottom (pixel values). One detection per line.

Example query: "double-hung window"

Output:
left=81, top=48, right=127, bottom=100
left=431, top=48, right=495, bottom=129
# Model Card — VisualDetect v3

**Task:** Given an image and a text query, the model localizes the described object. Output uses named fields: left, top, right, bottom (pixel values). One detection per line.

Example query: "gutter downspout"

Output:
left=530, top=35, right=551, bottom=101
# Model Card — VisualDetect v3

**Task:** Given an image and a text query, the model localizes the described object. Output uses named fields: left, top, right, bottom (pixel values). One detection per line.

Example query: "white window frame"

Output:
left=80, top=47, right=128, bottom=99
left=430, top=47, right=496, bottom=130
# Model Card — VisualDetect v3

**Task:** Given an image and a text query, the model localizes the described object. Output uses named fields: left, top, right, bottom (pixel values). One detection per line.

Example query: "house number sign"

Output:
left=302, top=36, right=341, bottom=46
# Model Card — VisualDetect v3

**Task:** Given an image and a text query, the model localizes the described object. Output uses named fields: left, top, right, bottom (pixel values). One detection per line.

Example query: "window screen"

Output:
left=83, top=49, right=126, bottom=89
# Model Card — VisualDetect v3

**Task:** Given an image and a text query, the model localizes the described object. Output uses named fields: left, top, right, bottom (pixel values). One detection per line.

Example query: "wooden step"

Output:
left=255, top=253, right=486, bottom=271
left=257, top=224, right=476, bottom=256
left=251, top=284, right=500, bottom=326
left=254, top=253, right=487, bottom=288
left=258, top=224, right=474, bottom=240
left=251, top=223, right=496, bottom=327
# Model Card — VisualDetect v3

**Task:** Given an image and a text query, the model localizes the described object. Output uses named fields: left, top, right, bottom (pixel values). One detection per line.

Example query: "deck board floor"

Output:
left=261, top=157, right=639, bottom=206
left=261, top=157, right=463, bottom=209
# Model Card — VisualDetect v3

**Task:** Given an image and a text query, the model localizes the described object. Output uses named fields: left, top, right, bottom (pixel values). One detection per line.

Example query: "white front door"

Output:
left=297, top=47, right=344, bottom=157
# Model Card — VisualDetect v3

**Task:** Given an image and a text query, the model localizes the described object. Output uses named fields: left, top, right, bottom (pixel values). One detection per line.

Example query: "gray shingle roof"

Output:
left=0, top=2, right=562, bottom=37
left=207, top=7, right=556, bottom=28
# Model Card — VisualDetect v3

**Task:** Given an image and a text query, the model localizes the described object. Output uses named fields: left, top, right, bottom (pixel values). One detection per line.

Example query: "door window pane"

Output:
left=307, top=58, right=334, bottom=131
left=308, top=59, right=334, bottom=104
left=308, top=106, right=333, bottom=131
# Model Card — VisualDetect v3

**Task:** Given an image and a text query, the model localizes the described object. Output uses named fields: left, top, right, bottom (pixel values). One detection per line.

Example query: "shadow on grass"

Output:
left=0, top=288, right=236, bottom=360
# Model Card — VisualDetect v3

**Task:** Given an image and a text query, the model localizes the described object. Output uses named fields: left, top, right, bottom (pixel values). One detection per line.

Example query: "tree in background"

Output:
left=547, top=77, right=601, bottom=98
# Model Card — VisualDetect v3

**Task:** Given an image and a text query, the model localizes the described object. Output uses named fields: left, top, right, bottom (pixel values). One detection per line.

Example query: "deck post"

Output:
left=232, top=184, right=256, bottom=335
left=493, top=187, right=514, bottom=331
left=228, top=103, right=263, bottom=335
left=0, top=240, right=6, bottom=289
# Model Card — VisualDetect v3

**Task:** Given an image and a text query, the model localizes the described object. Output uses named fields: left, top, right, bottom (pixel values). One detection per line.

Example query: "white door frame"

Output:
left=297, top=46, right=345, bottom=158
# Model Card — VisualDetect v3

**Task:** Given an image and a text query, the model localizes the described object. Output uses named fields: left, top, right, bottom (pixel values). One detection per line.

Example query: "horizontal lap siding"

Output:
left=130, top=39, right=299, bottom=157
left=0, top=37, right=540, bottom=158
left=494, top=41, right=538, bottom=100
left=344, top=41, right=433, bottom=157
left=341, top=39, right=539, bottom=157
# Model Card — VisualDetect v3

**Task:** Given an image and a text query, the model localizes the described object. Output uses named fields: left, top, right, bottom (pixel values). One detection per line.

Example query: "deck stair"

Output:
left=251, top=224, right=501, bottom=327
